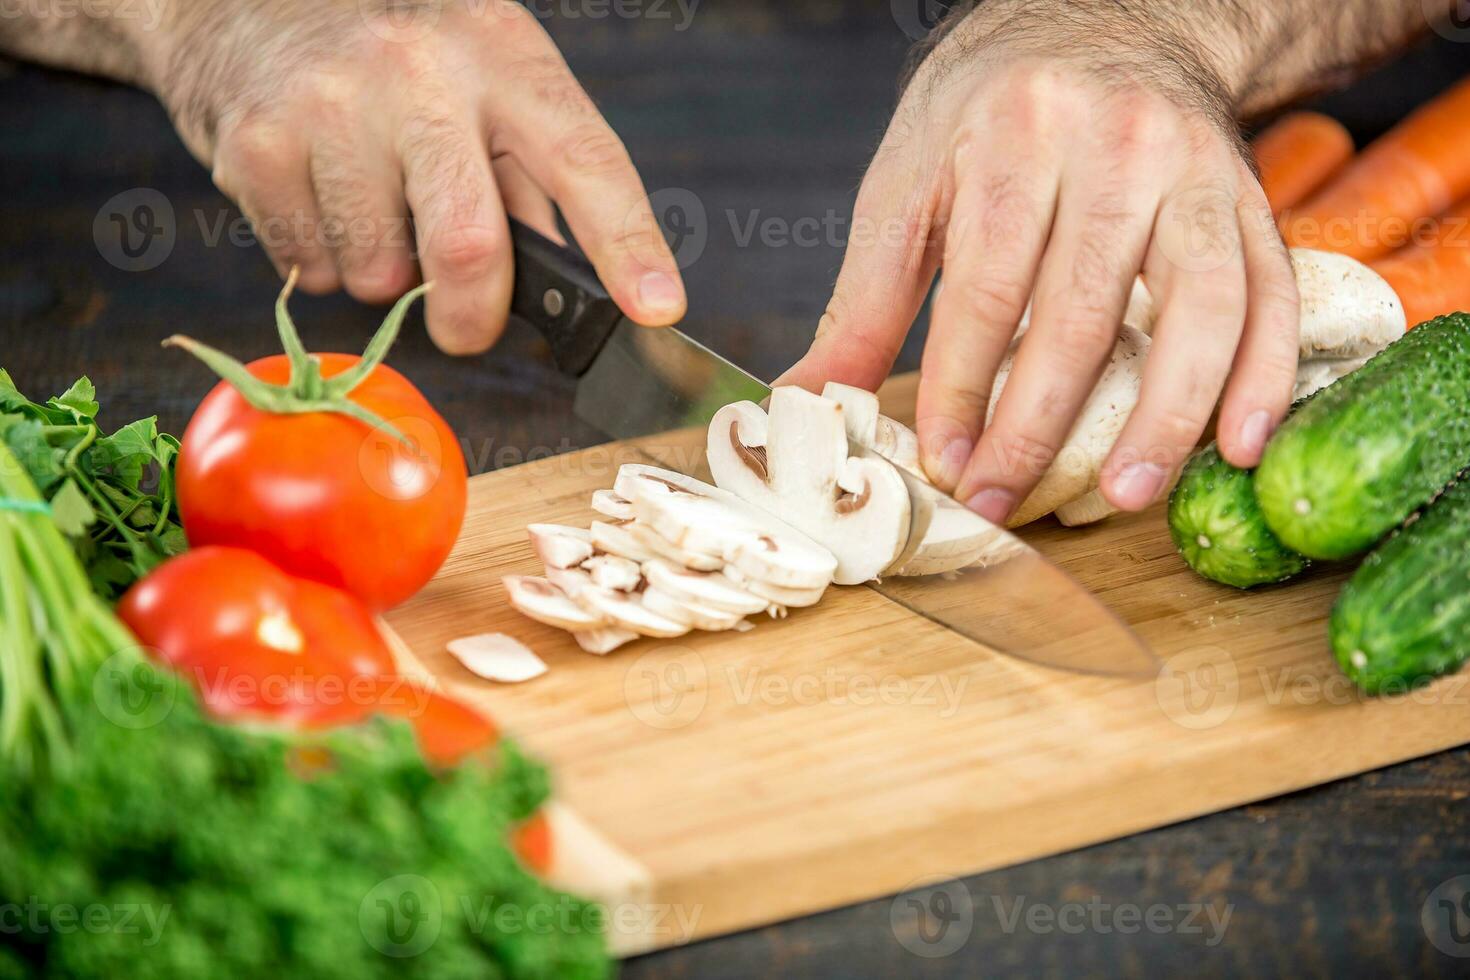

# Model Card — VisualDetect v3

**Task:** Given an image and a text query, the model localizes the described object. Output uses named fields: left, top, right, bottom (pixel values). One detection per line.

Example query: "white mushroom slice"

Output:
left=590, top=489, right=636, bottom=521
left=708, top=388, right=911, bottom=585
left=884, top=466, right=1028, bottom=577
left=1053, top=488, right=1121, bottom=527
left=642, top=558, right=769, bottom=616
left=984, top=326, right=1149, bottom=527
left=615, top=464, right=837, bottom=588
left=446, top=633, right=548, bottom=683
left=821, top=382, right=929, bottom=483
left=641, top=587, right=744, bottom=631
left=582, top=554, right=643, bottom=591
left=504, top=575, right=606, bottom=631
left=527, top=524, right=594, bottom=569
left=722, top=563, right=826, bottom=607
left=589, top=520, right=660, bottom=563
left=872, top=415, right=924, bottom=481
left=545, top=565, right=594, bottom=599
left=572, top=627, right=640, bottom=655
left=577, top=585, right=691, bottom=638
left=625, top=520, right=725, bottom=571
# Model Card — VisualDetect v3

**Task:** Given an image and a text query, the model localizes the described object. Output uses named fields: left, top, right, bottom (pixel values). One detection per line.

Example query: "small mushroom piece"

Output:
left=527, top=524, right=595, bottom=569
left=573, top=627, right=640, bottom=655
left=590, top=489, right=636, bottom=521
left=589, top=520, right=660, bottom=563
left=447, top=633, right=548, bottom=683
left=577, top=584, right=691, bottom=638
left=883, top=465, right=1028, bottom=577
left=641, top=587, right=744, bottom=631
left=504, top=575, right=606, bottom=630
left=545, top=565, right=595, bottom=598
left=583, top=554, right=643, bottom=591
left=820, top=382, right=929, bottom=483
left=708, top=387, right=911, bottom=585
left=642, top=558, right=769, bottom=616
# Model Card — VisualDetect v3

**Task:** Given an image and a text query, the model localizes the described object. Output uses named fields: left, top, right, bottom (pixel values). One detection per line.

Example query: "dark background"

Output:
left=3, top=3, right=1468, bottom=977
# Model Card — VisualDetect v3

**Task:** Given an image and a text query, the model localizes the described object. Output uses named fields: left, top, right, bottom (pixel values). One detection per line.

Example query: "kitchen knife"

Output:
left=508, top=218, right=1158, bottom=678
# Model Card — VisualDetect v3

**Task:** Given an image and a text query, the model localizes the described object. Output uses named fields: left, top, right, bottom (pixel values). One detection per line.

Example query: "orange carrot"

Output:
left=1371, top=196, right=1470, bottom=328
left=1252, top=112, right=1354, bottom=215
left=1281, top=75, right=1470, bottom=260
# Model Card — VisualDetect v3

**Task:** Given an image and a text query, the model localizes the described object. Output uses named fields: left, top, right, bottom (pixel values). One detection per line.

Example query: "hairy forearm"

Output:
left=0, top=0, right=172, bottom=86
left=920, top=0, right=1453, bottom=119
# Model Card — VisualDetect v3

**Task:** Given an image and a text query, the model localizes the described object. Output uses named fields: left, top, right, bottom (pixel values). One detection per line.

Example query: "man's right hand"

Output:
left=144, top=0, right=685, bottom=353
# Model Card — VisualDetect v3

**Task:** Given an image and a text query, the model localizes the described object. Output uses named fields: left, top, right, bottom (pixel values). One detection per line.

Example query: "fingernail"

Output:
left=1110, top=461, right=1168, bottom=510
left=1238, top=409, right=1275, bottom=463
left=928, top=436, right=972, bottom=491
left=638, top=271, right=683, bottom=314
left=964, top=487, right=1018, bottom=525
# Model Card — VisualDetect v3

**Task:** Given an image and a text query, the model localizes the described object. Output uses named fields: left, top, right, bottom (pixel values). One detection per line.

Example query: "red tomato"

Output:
left=118, top=547, right=397, bottom=727
left=377, top=682, right=500, bottom=766
left=177, top=353, right=467, bottom=610
left=512, top=810, right=555, bottom=874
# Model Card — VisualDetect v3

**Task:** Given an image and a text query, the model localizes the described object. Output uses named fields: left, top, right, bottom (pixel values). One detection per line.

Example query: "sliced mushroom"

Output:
left=583, top=554, right=643, bottom=591
left=545, top=565, right=595, bottom=599
left=642, top=558, right=769, bottom=616
left=708, top=387, right=911, bottom=585
left=640, top=586, right=744, bottom=631
left=722, top=563, right=826, bottom=608
left=625, top=520, right=725, bottom=571
left=883, top=464, right=1028, bottom=577
left=615, top=464, right=838, bottom=589
left=572, top=627, right=641, bottom=655
left=447, top=633, right=548, bottom=683
left=527, top=524, right=595, bottom=569
left=577, top=584, right=691, bottom=638
left=1053, top=488, right=1121, bottom=527
left=589, top=520, right=660, bottom=564
left=504, top=575, right=606, bottom=631
left=590, top=489, right=636, bottom=521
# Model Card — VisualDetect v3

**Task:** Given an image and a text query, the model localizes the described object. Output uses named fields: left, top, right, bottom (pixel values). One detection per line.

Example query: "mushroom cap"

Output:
left=1291, top=248, right=1405, bottom=360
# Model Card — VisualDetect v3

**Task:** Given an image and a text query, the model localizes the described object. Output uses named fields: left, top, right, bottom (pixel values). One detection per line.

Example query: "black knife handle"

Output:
left=509, top=218, right=622, bottom=377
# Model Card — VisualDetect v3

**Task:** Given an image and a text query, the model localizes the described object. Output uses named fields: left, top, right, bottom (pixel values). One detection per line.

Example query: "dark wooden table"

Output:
left=4, top=5, right=1468, bottom=977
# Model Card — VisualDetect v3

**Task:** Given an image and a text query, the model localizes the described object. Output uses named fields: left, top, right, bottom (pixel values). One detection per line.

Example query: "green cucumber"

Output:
left=1169, top=444, right=1308, bottom=588
left=1330, top=474, right=1470, bottom=693
left=1254, top=313, right=1470, bottom=559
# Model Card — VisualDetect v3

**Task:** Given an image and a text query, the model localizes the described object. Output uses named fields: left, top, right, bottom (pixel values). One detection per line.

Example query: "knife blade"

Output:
left=508, top=218, right=1157, bottom=678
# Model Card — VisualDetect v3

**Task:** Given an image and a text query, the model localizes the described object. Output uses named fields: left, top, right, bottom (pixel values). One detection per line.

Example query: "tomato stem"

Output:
left=162, top=271, right=434, bottom=447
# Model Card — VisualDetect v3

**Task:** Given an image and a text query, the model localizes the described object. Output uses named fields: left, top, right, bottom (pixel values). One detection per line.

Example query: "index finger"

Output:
left=482, top=5, right=685, bottom=326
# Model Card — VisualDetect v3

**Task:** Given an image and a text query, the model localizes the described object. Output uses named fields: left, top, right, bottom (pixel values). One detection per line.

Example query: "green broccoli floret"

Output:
left=0, top=659, right=612, bottom=980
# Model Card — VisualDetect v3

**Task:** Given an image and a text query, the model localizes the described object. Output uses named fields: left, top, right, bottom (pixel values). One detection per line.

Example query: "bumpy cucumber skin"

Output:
left=1330, top=475, right=1470, bottom=694
left=1254, top=314, right=1470, bottom=560
left=1169, top=444, right=1308, bottom=589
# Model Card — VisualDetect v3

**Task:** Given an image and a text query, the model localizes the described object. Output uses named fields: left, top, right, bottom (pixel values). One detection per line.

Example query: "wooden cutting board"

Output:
left=383, top=373, right=1470, bottom=955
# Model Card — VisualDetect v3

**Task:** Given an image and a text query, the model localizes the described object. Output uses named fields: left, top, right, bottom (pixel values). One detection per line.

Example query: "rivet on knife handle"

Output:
left=508, top=218, right=622, bottom=377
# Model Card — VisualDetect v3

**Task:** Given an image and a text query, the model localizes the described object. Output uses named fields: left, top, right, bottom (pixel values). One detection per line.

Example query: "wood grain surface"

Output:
left=6, top=4, right=1470, bottom=975
left=384, top=371, right=1470, bottom=956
